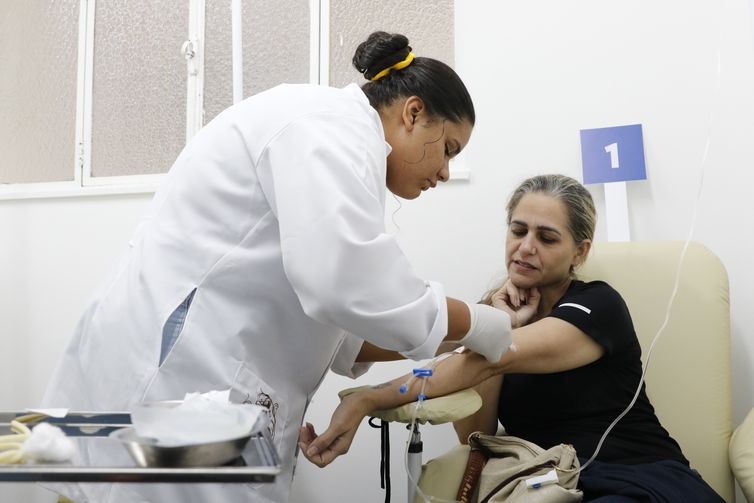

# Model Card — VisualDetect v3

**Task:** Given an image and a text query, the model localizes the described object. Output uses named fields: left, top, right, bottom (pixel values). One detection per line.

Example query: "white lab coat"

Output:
left=42, top=83, right=448, bottom=502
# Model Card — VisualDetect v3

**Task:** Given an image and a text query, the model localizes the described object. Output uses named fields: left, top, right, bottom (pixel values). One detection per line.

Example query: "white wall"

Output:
left=1, top=1, right=752, bottom=502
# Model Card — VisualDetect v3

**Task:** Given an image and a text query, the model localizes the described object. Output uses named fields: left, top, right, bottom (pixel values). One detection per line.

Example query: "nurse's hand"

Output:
left=491, top=280, right=540, bottom=328
left=298, top=393, right=369, bottom=467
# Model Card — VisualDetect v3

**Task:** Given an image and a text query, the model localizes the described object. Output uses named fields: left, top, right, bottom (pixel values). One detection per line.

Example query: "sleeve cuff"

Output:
left=399, top=281, right=447, bottom=360
left=330, top=332, right=374, bottom=379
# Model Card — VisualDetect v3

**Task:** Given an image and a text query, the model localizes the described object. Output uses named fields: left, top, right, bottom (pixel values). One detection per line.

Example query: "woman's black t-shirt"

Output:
left=497, top=280, right=688, bottom=465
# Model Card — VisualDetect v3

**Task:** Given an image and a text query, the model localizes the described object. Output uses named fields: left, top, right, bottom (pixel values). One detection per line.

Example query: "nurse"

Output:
left=42, top=31, right=512, bottom=503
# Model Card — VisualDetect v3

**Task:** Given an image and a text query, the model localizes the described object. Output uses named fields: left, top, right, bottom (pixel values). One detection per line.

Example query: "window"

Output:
left=0, top=0, right=79, bottom=186
left=0, top=0, right=455, bottom=199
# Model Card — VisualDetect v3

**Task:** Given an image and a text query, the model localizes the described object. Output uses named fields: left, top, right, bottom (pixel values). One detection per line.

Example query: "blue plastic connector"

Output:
left=412, top=368, right=433, bottom=377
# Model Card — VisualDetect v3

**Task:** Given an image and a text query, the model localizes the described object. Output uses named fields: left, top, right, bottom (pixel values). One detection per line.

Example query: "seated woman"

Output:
left=299, top=174, right=723, bottom=502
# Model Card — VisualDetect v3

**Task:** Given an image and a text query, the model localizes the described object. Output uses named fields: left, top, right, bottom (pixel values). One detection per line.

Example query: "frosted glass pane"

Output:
left=90, top=0, right=188, bottom=177
left=204, top=0, right=310, bottom=125
left=0, top=0, right=79, bottom=184
left=329, top=0, right=455, bottom=88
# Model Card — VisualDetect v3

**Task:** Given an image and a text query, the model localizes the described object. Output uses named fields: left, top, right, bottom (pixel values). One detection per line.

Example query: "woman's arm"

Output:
left=299, top=349, right=491, bottom=467
left=363, top=317, right=604, bottom=405
left=499, top=317, right=603, bottom=374
left=299, top=317, right=603, bottom=466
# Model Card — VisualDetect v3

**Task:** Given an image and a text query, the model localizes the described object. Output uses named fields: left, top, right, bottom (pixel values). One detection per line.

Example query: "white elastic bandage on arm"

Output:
left=458, top=302, right=512, bottom=363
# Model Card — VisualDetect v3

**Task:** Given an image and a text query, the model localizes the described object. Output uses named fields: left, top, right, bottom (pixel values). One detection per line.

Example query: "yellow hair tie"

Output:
left=370, top=52, right=415, bottom=81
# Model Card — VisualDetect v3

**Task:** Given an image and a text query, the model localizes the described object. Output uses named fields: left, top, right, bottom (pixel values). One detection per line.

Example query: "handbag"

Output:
left=456, top=432, right=583, bottom=503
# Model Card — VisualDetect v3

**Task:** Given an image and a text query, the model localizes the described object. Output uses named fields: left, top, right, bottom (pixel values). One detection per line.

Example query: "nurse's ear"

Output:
left=401, top=96, right=425, bottom=132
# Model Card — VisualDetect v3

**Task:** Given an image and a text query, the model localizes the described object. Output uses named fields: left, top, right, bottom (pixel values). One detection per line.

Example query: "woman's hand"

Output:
left=490, top=280, right=540, bottom=328
left=297, top=393, right=370, bottom=468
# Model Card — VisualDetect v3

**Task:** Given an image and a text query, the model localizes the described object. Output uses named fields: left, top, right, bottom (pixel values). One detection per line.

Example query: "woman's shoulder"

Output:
left=555, top=279, right=637, bottom=354
left=568, top=279, right=622, bottom=299
left=560, top=279, right=631, bottom=318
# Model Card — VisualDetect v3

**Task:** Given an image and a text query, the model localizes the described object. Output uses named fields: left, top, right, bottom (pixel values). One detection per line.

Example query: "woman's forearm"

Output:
left=357, top=351, right=496, bottom=412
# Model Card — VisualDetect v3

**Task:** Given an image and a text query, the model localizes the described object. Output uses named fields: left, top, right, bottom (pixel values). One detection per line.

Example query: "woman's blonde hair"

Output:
left=506, top=174, right=596, bottom=246
left=480, top=174, right=596, bottom=305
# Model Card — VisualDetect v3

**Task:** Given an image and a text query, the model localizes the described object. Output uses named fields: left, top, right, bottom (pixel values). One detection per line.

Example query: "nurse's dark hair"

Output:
left=479, top=174, right=596, bottom=306
left=353, top=31, right=475, bottom=125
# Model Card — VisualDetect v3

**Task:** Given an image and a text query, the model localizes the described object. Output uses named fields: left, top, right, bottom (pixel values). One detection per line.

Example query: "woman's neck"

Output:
left=535, top=277, right=574, bottom=320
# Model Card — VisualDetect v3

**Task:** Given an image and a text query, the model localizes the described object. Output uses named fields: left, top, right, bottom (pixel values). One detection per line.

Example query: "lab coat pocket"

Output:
left=231, top=363, right=289, bottom=487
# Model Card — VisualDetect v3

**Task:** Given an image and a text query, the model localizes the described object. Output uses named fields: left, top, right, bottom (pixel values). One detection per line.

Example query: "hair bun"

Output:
left=352, top=31, right=411, bottom=80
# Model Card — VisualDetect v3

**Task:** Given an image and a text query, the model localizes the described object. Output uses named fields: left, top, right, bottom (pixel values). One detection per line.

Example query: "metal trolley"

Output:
left=0, top=411, right=280, bottom=484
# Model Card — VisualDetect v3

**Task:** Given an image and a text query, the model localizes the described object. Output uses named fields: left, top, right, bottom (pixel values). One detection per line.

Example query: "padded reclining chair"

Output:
left=361, top=241, right=753, bottom=503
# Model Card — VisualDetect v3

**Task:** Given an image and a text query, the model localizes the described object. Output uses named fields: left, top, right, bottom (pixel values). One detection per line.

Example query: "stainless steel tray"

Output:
left=0, top=411, right=280, bottom=483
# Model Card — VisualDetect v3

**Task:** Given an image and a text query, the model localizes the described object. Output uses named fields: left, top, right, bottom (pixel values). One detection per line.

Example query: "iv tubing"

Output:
left=577, top=7, right=722, bottom=472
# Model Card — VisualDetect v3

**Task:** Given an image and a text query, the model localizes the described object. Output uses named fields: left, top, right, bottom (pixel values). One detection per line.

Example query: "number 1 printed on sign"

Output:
left=605, top=142, right=619, bottom=169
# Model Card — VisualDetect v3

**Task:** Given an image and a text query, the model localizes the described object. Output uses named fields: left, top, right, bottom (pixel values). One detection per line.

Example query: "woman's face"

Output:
left=384, top=97, right=472, bottom=199
left=505, top=192, right=589, bottom=291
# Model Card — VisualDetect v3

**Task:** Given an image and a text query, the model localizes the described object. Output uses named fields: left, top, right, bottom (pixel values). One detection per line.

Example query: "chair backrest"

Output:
left=578, top=241, right=733, bottom=501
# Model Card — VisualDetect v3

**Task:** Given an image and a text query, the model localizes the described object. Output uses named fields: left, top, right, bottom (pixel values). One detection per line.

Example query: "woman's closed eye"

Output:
left=510, top=226, right=559, bottom=244
left=539, top=233, right=559, bottom=244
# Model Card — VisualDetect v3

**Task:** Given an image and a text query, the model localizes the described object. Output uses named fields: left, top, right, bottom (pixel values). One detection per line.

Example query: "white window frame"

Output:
left=0, top=0, right=90, bottom=200
left=313, top=0, right=328, bottom=86
left=1, top=0, right=324, bottom=200
left=78, top=0, right=194, bottom=194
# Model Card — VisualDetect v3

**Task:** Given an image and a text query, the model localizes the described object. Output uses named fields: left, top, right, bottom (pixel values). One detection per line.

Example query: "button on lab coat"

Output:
left=42, top=83, right=448, bottom=502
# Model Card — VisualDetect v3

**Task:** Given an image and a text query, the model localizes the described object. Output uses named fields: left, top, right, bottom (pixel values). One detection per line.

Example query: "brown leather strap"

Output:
left=456, top=448, right=489, bottom=503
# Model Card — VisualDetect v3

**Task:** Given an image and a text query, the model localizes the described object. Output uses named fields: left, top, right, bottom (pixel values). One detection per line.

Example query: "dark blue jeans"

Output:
left=578, top=459, right=725, bottom=502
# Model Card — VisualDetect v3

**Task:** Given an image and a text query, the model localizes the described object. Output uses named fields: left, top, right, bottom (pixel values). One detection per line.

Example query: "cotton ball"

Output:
left=21, top=423, right=76, bottom=463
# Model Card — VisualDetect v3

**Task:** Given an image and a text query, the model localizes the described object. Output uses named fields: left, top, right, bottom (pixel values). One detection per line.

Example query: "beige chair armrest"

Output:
left=338, top=386, right=482, bottom=425
left=730, top=408, right=754, bottom=503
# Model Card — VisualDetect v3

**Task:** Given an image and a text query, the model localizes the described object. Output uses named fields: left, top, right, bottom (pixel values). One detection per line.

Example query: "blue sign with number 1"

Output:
left=580, top=124, right=646, bottom=184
